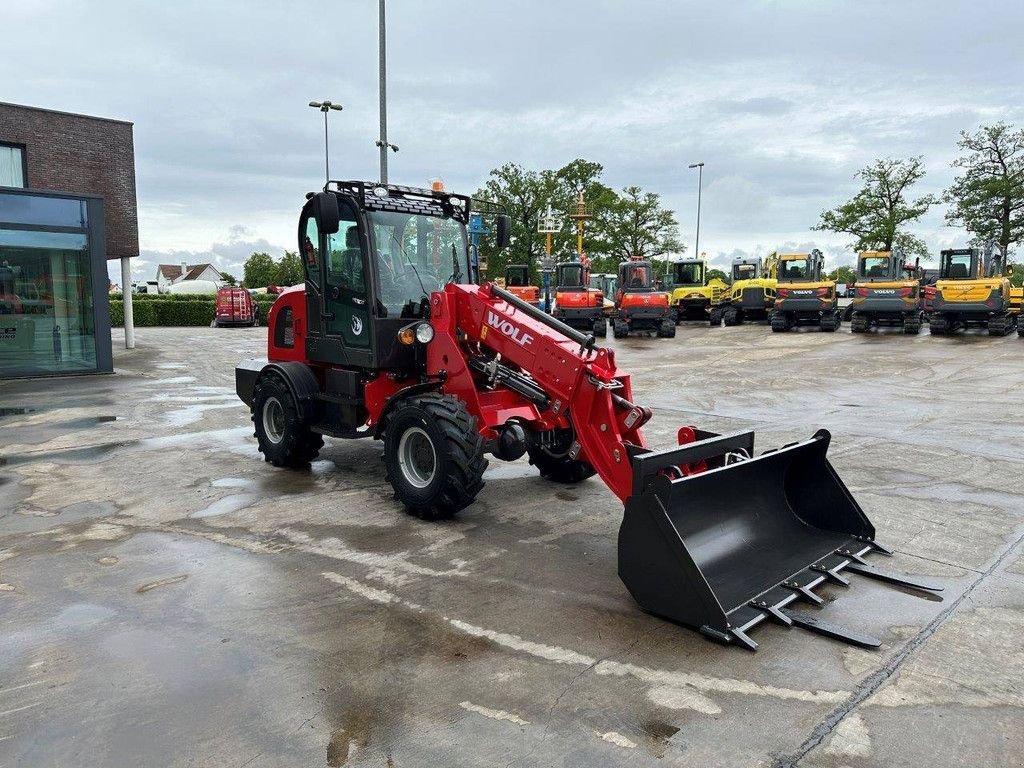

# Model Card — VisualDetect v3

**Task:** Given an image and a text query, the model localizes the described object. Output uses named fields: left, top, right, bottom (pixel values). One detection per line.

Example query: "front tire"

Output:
left=252, top=374, right=323, bottom=468
left=383, top=393, right=486, bottom=520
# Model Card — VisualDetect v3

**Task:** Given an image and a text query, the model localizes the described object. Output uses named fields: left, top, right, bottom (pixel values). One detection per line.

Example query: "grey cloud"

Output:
left=8, top=0, right=1024, bottom=267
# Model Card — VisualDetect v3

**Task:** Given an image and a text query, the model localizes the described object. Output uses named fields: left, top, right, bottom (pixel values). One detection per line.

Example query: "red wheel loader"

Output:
left=236, top=180, right=940, bottom=652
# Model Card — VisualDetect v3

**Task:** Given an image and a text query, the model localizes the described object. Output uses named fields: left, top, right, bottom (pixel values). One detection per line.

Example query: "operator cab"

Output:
left=505, top=264, right=530, bottom=287
left=858, top=252, right=894, bottom=281
left=555, top=261, right=588, bottom=291
left=939, top=248, right=979, bottom=280
left=618, top=261, right=654, bottom=292
left=671, top=259, right=704, bottom=288
left=296, top=181, right=509, bottom=371
left=779, top=250, right=825, bottom=282
left=731, top=259, right=760, bottom=282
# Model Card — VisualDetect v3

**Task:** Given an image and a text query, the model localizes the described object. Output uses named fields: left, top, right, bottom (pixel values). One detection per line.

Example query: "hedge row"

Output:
left=109, top=295, right=279, bottom=327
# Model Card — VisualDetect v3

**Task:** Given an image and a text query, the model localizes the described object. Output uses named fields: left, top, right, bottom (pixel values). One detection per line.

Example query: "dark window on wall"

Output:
left=0, top=144, right=27, bottom=188
left=274, top=306, right=294, bottom=348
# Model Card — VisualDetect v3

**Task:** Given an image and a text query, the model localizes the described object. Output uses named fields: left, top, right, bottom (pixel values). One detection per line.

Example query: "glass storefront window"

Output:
left=0, top=228, right=96, bottom=375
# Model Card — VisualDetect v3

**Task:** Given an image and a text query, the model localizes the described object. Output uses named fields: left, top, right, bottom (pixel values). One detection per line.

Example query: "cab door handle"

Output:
left=352, top=297, right=366, bottom=306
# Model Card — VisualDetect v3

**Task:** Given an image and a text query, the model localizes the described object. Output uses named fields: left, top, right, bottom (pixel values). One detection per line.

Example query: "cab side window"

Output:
left=304, top=217, right=320, bottom=288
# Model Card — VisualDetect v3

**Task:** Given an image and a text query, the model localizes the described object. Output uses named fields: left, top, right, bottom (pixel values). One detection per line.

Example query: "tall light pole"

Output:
left=309, top=100, right=343, bottom=185
left=688, top=162, right=705, bottom=258
left=375, top=0, right=398, bottom=182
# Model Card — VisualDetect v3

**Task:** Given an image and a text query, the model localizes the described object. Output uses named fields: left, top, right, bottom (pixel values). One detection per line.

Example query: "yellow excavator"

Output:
left=710, top=251, right=779, bottom=325
left=770, top=250, right=842, bottom=332
left=668, top=256, right=728, bottom=322
left=930, top=245, right=1020, bottom=336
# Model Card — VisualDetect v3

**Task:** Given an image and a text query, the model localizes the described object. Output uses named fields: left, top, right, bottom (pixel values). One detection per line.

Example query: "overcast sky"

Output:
left=4, top=0, right=1024, bottom=284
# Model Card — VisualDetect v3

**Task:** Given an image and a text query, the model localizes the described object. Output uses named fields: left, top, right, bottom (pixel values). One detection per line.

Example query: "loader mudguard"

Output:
left=241, top=360, right=321, bottom=422
left=616, top=429, right=918, bottom=651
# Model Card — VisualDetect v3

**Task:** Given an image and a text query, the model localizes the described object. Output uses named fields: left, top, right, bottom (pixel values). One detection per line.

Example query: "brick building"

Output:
left=0, top=102, right=138, bottom=378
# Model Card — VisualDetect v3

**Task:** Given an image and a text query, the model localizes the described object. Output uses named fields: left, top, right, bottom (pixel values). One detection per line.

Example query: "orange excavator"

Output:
left=612, top=259, right=675, bottom=338
left=503, top=264, right=541, bottom=308
left=551, top=260, right=606, bottom=337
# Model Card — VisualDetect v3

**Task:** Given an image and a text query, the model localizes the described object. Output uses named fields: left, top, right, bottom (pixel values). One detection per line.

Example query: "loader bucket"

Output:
left=618, top=429, right=941, bottom=650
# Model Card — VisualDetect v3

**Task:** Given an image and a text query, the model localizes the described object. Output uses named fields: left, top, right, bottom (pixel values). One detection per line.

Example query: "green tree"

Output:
left=474, top=159, right=615, bottom=282
left=475, top=162, right=558, bottom=281
left=275, top=250, right=303, bottom=286
left=707, top=268, right=730, bottom=285
left=597, top=186, right=682, bottom=278
left=945, top=123, right=1024, bottom=258
left=242, top=252, right=276, bottom=289
left=828, top=265, right=856, bottom=284
left=814, top=157, right=937, bottom=258
left=219, top=271, right=237, bottom=286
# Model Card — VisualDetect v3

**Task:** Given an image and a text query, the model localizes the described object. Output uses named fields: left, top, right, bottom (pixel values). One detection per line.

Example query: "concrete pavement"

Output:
left=1, top=322, right=1022, bottom=767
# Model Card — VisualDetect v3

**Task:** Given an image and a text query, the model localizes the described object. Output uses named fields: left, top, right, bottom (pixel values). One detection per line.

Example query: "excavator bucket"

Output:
left=618, top=429, right=941, bottom=651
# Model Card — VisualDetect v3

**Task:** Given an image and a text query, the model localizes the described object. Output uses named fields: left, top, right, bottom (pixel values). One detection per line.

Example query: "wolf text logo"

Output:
left=486, top=311, right=534, bottom=347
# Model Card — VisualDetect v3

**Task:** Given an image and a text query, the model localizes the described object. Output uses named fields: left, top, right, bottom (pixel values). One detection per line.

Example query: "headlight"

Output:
left=415, top=322, right=434, bottom=344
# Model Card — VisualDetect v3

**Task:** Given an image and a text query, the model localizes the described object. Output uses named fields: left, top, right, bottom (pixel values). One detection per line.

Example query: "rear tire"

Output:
left=770, top=311, right=789, bottom=332
left=903, top=313, right=923, bottom=334
left=929, top=315, right=949, bottom=335
left=850, top=313, right=867, bottom=333
left=723, top=308, right=738, bottom=326
left=383, top=393, right=487, bottom=520
left=252, top=374, right=323, bottom=468
left=527, top=430, right=595, bottom=484
left=613, top=318, right=629, bottom=338
left=709, top=307, right=723, bottom=327
left=593, top=317, right=607, bottom=338
left=657, top=318, right=676, bottom=338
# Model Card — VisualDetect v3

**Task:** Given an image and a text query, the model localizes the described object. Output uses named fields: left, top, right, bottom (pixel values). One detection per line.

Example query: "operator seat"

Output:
left=949, top=263, right=969, bottom=279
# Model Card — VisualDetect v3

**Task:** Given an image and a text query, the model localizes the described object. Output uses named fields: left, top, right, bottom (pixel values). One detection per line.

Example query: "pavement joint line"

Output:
left=774, top=525, right=1024, bottom=768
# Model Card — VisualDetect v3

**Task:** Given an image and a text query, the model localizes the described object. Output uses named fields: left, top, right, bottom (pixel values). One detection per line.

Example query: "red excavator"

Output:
left=236, top=180, right=940, bottom=652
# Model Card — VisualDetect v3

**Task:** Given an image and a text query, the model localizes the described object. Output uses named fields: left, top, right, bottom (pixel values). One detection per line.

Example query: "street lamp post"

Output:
left=309, top=100, right=343, bottom=185
left=688, top=162, right=704, bottom=258
left=375, top=0, right=399, bottom=183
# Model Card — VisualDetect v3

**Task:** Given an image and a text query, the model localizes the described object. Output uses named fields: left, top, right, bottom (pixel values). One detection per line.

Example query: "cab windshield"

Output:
left=732, top=263, right=757, bottom=281
left=940, top=251, right=974, bottom=280
left=557, top=264, right=585, bottom=288
left=623, top=264, right=653, bottom=290
left=860, top=256, right=890, bottom=278
left=781, top=259, right=810, bottom=279
left=369, top=210, right=469, bottom=317
left=506, top=267, right=529, bottom=287
left=673, top=262, right=703, bottom=285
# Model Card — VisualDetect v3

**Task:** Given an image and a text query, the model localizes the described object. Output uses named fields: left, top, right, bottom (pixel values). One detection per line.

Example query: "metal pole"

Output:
left=378, top=0, right=388, bottom=183
left=323, top=109, right=330, bottom=184
left=695, top=164, right=703, bottom=258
